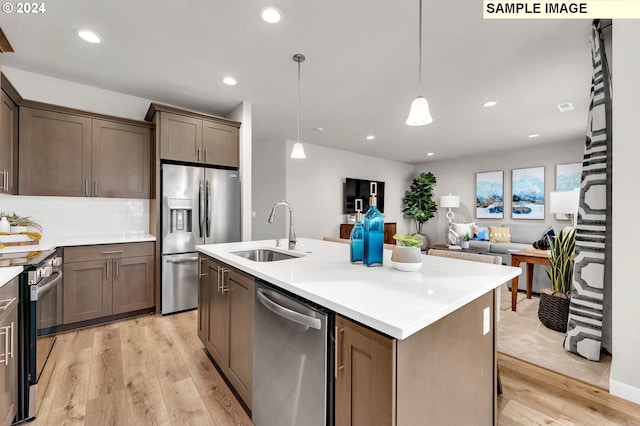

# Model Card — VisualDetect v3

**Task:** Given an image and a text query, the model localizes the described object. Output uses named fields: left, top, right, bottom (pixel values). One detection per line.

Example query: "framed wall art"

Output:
left=511, top=166, right=545, bottom=219
left=476, top=170, right=504, bottom=219
left=555, top=162, right=582, bottom=220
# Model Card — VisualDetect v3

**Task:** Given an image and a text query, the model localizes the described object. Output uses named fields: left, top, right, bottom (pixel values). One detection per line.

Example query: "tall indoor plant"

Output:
left=538, top=228, right=576, bottom=332
left=401, top=172, right=437, bottom=247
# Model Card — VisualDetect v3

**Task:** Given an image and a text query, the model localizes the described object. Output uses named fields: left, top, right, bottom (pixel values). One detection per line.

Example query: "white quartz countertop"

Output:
left=0, top=266, right=22, bottom=288
left=196, top=238, right=521, bottom=340
left=0, top=234, right=156, bottom=254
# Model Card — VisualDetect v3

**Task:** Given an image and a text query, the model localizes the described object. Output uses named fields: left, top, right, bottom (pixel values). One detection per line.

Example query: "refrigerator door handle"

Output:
left=198, top=179, right=205, bottom=238
left=205, top=179, right=212, bottom=238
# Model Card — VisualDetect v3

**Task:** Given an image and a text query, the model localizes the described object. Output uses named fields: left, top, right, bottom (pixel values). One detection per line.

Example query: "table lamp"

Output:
left=549, top=190, right=579, bottom=227
left=440, top=194, right=460, bottom=244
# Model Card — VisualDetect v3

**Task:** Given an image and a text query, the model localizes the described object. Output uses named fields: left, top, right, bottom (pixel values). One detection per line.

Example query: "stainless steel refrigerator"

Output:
left=161, top=163, right=240, bottom=314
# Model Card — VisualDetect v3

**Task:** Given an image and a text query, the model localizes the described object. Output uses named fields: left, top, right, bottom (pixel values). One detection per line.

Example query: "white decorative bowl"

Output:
left=391, top=261, right=423, bottom=272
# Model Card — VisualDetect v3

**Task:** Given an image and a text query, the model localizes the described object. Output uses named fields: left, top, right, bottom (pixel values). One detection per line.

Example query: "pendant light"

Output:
left=291, top=53, right=307, bottom=159
left=406, top=0, right=433, bottom=126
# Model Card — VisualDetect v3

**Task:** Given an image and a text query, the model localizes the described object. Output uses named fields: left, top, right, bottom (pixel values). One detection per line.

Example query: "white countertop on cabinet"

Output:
left=0, top=266, right=22, bottom=288
left=196, top=238, right=521, bottom=340
left=0, top=234, right=156, bottom=254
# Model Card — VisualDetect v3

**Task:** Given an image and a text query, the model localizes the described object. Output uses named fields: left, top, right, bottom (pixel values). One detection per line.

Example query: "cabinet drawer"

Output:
left=64, top=242, right=154, bottom=263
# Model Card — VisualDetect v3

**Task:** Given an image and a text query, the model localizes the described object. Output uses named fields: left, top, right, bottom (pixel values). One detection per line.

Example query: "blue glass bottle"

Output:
left=350, top=199, right=364, bottom=263
left=363, top=182, right=384, bottom=267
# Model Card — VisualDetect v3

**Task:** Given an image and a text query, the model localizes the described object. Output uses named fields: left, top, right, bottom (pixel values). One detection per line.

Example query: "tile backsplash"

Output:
left=0, top=194, right=149, bottom=238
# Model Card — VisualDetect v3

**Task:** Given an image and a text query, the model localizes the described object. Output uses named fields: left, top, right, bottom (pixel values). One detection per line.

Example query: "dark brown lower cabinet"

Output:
left=63, top=242, right=155, bottom=325
left=63, top=260, right=112, bottom=324
left=335, top=290, right=497, bottom=426
left=198, top=255, right=254, bottom=409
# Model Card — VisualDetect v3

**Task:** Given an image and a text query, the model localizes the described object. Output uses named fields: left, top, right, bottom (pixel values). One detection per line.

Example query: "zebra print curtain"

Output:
left=563, top=20, right=612, bottom=361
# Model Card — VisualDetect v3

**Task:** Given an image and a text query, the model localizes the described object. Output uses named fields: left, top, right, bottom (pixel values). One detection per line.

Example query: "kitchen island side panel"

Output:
left=396, top=290, right=496, bottom=426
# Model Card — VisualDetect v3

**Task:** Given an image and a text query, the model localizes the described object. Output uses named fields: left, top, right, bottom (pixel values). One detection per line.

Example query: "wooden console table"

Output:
left=510, top=250, right=550, bottom=311
left=340, top=222, right=396, bottom=245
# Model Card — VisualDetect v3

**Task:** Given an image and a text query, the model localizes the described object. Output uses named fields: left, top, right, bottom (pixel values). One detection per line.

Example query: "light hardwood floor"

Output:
left=32, top=311, right=640, bottom=426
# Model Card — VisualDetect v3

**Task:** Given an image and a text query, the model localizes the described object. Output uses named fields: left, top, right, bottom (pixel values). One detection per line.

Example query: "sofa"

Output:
left=450, top=222, right=553, bottom=294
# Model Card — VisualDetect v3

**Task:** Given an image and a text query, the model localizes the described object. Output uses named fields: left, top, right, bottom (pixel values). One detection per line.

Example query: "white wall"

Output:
left=3, top=67, right=152, bottom=120
left=227, top=102, right=252, bottom=241
left=610, top=21, right=640, bottom=404
left=285, top=141, right=415, bottom=240
left=251, top=137, right=286, bottom=240
left=413, top=140, right=584, bottom=245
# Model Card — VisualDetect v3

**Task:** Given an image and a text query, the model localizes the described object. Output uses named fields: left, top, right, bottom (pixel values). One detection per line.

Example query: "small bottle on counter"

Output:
left=350, top=199, right=364, bottom=263
left=363, top=182, right=384, bottom=267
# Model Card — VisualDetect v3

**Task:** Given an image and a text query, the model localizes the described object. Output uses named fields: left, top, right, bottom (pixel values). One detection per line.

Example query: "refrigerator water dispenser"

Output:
left=168, top=198, right=193, bottom=233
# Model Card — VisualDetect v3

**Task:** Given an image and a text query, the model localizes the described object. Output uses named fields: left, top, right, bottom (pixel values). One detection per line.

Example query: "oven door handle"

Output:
left=37, top=269, right=63, bottom=297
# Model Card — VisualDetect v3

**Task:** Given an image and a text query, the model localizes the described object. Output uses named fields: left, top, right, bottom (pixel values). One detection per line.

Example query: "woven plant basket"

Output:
left=538, top=289, right=570, bottom=332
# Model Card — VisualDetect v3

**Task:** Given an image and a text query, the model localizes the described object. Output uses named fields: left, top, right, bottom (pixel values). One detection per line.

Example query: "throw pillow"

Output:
left=489, top=226, right=511, bottom=243
left=474, top=226, right=489, bottom=241
left=450, top=222, right=475, bottom=241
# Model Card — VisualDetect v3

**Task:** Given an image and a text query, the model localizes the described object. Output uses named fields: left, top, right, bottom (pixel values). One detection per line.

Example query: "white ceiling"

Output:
left=0, top=1, right=592, bottom=164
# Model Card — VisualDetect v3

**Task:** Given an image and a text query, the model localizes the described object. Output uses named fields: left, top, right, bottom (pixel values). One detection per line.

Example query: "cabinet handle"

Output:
left=0, top=325, right=9, bottom=365
left=219, top=268, right=229, bottom=293
left=6, top=170, right=10, bottom=191
left=94, top=180, right=98, bottom=196
left=9, top=322, right=13, bottom=359
left=0, top=170, right=4, bottom=191
left=85, top=180, right=89, bottom=197
left=102, top=250, right=124, bottom=255
left=335, top=326, right=344, bottom=378
left=106, top=261, right=109, bottom=279
left=115, top=260, right=119, bottom=278
left=197, top=148, right=200, bottom=161
left=204, top=149, right=208, bottom=162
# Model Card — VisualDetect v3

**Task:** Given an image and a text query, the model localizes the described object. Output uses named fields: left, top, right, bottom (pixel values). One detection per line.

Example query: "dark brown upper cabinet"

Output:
left=19, top=105, right=152, bottom=198
left=146, top=103, right=240, bottom=168
left=0, top=82, right=18, bottom=194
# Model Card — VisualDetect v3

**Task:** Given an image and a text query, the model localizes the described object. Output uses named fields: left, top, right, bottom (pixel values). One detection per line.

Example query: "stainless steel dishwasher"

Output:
left=253, top=280, right=334, bottom=426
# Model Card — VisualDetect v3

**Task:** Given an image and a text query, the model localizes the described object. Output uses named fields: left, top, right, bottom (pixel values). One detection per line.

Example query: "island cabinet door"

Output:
left=112, top=255, right=154, bottom=315
left=224, top=268, right=254, bottom=408
left=63, top=260, right=113, bottom=324
left=335, top=315, right=395, bottom=426
left=205, top=259, right=228, bottom=367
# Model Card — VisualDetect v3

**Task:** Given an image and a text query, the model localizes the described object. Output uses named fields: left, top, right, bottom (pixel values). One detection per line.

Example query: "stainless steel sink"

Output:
left=231, top=248, right=303, bottom=262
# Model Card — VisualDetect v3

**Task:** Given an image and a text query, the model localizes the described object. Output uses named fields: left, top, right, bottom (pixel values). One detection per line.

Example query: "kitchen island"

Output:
left=196, top=238, right=521, bottom=425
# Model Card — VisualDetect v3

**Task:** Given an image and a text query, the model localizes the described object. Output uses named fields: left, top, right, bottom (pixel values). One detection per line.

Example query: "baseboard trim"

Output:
left=610, top=379, right=640, bottom=404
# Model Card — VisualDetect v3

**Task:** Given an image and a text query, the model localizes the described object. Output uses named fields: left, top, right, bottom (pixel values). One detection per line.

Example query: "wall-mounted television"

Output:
left=343, top=178, right=385, bottom=214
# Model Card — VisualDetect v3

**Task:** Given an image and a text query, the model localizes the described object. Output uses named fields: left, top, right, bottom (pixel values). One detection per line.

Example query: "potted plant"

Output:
left=538, top=228, right=576, bottom=332
left=2, top=211, right=43, bottom=234
left=459, top=232, right=471, bottom=249
left=401, top=172, right=437, bottom=249
left=390, top=233, right=424, bottom=271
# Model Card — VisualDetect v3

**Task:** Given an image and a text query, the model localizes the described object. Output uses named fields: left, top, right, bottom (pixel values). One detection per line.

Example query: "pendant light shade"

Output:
left=406, top=0, right=433, bottom=126
left=406, top=96, right=433, bottom=126
left=290, top=142, right=306, bottom=158
left=290, top=53, right=307, bottom=159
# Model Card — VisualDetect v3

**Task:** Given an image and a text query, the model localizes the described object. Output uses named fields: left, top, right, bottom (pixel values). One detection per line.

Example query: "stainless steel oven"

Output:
left=13, top=249, right=62, bottom=423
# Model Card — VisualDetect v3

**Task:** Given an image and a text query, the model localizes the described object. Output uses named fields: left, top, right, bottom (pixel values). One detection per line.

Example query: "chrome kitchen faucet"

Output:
left=268, top=201, right=297, bottom=250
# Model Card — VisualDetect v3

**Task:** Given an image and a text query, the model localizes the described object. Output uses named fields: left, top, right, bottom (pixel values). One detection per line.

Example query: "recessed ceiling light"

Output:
left=260, top=6, right=283, bottom=24
left=426, top=152, right=434, bottom=156
left=557, top=102, right=575, bottom=112
left=75, top=29, right=102, bottom=44
left=528, top=134, right=540, bottom=138
left=366, top=135, right=375, bottom=140
left=482, top=100, right=498, bottom=108
left=222, top=77, right=237, bottom=86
